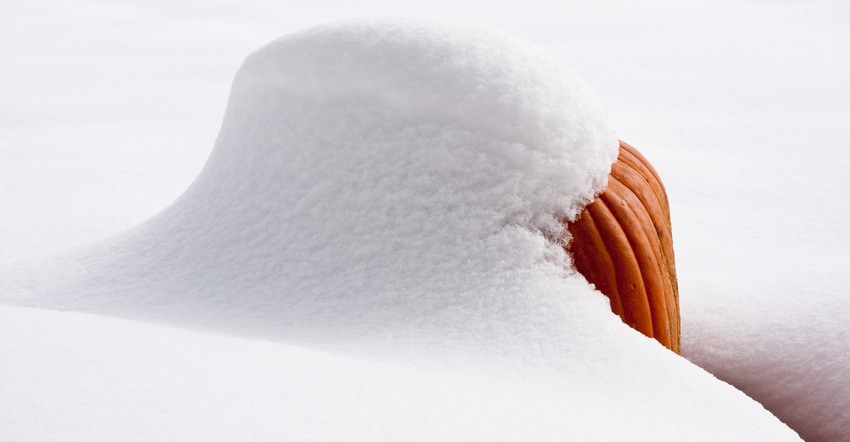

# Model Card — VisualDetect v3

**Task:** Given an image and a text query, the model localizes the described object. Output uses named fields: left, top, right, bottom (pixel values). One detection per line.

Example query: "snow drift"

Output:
left=5, top=19, right=621, bottom=348
left=0, top=19, right=800, bottom=440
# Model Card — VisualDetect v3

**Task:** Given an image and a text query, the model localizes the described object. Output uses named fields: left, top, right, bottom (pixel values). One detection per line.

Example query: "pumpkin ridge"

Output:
left=620, top=154, right=674, bottom=254
left=617, top=146, right=670, bottom=223
left=608, top=168, right=678, bottom=342
left=619, top=140, right=665, bottom=193
left=601, top=178, right=672, bottom=349
left=586, top=196, right=654, bottom=335
left=564, top=141, right=680, bottom=353
left=611, top=160, right=669, bottom=242
left=617, top=144, right=680, bottom=351
left=568, top=203, right=624, bottom=317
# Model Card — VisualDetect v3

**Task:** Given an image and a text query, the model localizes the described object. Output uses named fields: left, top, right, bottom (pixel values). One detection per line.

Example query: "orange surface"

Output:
left=567, top=141, right=680, bottom=353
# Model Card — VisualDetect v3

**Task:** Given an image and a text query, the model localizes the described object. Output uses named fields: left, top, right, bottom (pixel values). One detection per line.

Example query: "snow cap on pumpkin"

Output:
left=8, top=18, right=619, bottom=346
left=205, top=18, right=618, bottom=228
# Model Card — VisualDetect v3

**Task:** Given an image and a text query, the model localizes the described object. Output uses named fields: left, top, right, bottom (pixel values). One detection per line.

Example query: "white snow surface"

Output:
left=5, top=19, right=621, bottom=348
left=0, top=17, right=796, bottom=441
left=2, top=2, right=849, bottom=441
left=0, top=304, right=791, bottom=442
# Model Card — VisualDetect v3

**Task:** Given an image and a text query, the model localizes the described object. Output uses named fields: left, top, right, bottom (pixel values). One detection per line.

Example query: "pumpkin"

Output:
left=566, top=140, right=680, bottom=353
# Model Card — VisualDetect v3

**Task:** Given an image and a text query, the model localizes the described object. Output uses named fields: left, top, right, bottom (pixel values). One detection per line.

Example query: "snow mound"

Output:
left=5, top=18, right=620, bottom=348
left=0, top=19, right=801, bottom=439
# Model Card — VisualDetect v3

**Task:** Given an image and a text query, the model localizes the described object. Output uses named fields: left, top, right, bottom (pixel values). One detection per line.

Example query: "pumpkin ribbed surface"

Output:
left=567, top=140, right=680, bottom=353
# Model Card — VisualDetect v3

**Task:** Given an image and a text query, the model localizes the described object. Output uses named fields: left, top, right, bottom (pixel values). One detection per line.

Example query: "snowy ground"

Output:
left=2, top=1, right=849, bottom=441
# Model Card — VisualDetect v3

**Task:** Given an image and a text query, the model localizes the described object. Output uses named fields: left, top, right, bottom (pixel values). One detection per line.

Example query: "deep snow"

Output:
left=2, top=1, right=849, bottom=441
left=0, top=304, right=793, bottom=442
left=3, top=19, right=622, bottom=347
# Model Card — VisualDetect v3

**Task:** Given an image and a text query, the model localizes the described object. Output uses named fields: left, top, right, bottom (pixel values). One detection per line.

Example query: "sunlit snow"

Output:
left=2, top=2, right=849, bottom=441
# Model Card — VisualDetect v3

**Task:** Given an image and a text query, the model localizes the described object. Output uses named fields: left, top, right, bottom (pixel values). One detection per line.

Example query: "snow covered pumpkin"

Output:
left=567, top=140, right=680, bottom=353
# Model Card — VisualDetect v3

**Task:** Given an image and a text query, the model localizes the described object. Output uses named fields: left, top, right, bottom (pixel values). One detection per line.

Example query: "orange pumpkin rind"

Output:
left=567, top=140, right=680, bottom=353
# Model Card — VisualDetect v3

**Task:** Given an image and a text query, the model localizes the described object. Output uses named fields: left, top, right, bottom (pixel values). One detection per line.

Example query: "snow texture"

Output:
left=0, top=304, right=796, bottom=442
left=5, top=9, right=848, bottom=440
left=4, top=19, right=621, bottom=349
